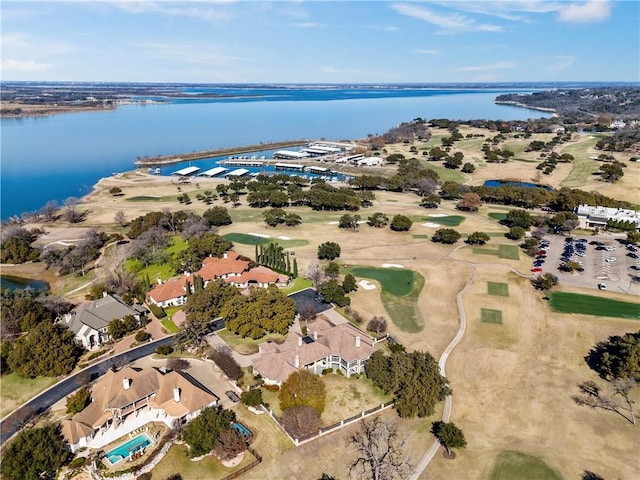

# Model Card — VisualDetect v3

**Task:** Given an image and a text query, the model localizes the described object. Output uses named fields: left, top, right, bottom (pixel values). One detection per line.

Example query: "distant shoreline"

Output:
left=494, top=100, right=558, bottom=117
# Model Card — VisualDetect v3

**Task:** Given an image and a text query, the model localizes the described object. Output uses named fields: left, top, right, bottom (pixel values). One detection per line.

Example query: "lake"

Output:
left=0, top=87, right=551, bottom=219
left=0, top=275, right=50, bottom=293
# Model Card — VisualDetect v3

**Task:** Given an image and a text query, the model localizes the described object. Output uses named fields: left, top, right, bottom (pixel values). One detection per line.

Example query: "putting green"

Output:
left=222, top=233, right=309, bottom=248
left=481, top=308, right=503, bottom=324
left=487, top=282, right=509, bottom=297
left=348, top=266, right=415, bottom=296
left=490, top=451, right=563, bottom=480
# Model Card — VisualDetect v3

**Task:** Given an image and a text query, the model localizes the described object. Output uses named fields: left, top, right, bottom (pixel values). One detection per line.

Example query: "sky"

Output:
left=1, top=0, right=639, bottom=83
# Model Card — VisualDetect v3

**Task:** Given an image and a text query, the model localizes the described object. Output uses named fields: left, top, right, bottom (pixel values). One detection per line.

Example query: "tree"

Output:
left=108, top=318, right=128, bottom=340
left=320, top=280, right=350, bottom=307
left=367, top=212, right=389, bottom=228
left=531, top=272, right=557, bottom=291
left=600, top=161, right=625, bottom=182
left=181, top=406, right=236, bottom=458
left=263, top=208, right=286, bottom=227
left=66, top=386, right=91, bottom=415
left=208, top=345, right=243, bottom=380
left=456, top=192, right=482, bottom=212
left=431, top=421, right=467, bottom=456
left=166, top=357, right=191, bottom=371
left=627, top=231, right=640, bottom=245
left=240, top=388, right=263, bottom=407
left=367, top=315, right=387, bottom=336
left=432, top=228, right=461, bottom=244
left=348, top=417, right=410, bottom=480
left=109, top=186, right=123, bottom=196
left=280, top=406, right=322, bottom=439
left=390, top=215, right=412, bottom=232
left=213, top=427, right=247, bottom=461
left=307, top=263, right=324, bottom=288
left=7, top=322, right=83, bottom=377
left=548, top=212, right=579, bottom=233
left=0, top=423, right=71, bottom=480
left=324, top=261, right=340, bottom=281
left=339, top=214, right=361, bottom=231
left=466, top=231, right=490, bottom=245
left=572, top=379, right=637, bottom=425
left=114, top=210, right=127, bottom=227
left=40, top=200, right=59, bottom=222
left=279, top=370, right=326, bottom=415
left=585, top=330, right=640, bottom=382
left=420, top=194, right=441, bottom=209
left=461, top=163, right=475, bottom=173
left=284, top=213, right=302, bottom=227
left=62, top=197, right=87, bottom=223
left=504, top=209, right=535, bottom=228
left=506, top=226, right=526, bottom=240
left=203, top=206, right=232, bottom=226
left=318, top=241, right=341, bottom=260
left=342, top=273, right=357, bottom=293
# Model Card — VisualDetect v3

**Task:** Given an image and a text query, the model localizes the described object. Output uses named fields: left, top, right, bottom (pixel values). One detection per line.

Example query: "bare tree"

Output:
left=114, top=210, right=127, bottom=227
left=62, top=197, right=87, bottom=223
left=281, top=406, right=321, bottom=440
left=367, top=316, right=388, bottom=337
left=307, top=263, right=324, bottom=289
left=572, top=380, right=637, bottom=425
left=40, top=200, right=59, bottom=222
left=348, top=417, right=411, bottom=480
left=213, top=428, right=247, bottom=460
left=167, top=358, right=191, bottom=371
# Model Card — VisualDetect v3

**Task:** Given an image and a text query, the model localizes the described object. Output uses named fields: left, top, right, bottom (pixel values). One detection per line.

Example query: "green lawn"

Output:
left=488, top=212, right=507, bottom=221
left=0, top=373, right=58, bottom=418
left=222, top=232, right=309, bottom=249
left=481, top=308, right=503, bottom=324
left=487, top=282, right=509, bottom=297
left=559, top=136, right=602, bottom=188
left=472, top=244, right=519, bottom=260
left=490, top=451, right=563, bottom=480
left=217, top=329, right=287, bottom=355
left=420, top=162, right=466, bottom=183
left=160, top=318, right=179, bottom=333
left=125, top=236, right=188, bottom=282
left=151, top=443, right=257, bottom=480
left=425, top=215, right=466, bottom=227
left=549, top=292, right=640, bottom=320
left=345, top=265, right=425, bottom=333
left=281, top=276, right=313, bottom=294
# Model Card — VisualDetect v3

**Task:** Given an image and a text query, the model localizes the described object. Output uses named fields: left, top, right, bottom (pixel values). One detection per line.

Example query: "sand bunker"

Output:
left=248, top=232, right=271, bottom=238
left=277, top=236, right=291, bottom=240
left=422, top=222, right=440, bottom=228
left=358, top=280, right=376, bottom=290
left=382, top=263, right=405, bottom=268
left=427, top=213, right=447, bottom=217
left=327, top=221, right=339, bottom=224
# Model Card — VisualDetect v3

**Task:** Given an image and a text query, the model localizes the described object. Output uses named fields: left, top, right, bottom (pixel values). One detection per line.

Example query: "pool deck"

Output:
left=88, top=406, right=172, bottom=449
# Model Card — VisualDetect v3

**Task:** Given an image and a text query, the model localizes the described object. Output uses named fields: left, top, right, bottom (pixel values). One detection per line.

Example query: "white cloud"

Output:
left=111, top=1, right=234, bottom=23
left=384, top=26, right=399, bottom=31
left=414, top=49, right=441, bottom=55
left=1, top=58, right=52, bottom=72
left=392, top=3, right=502, bottom=33
left=293, top=22, right=324, bottom=28
left=558, top=0, right=611, bottom=23
left=134, top=42, right=249, bottom=66
left=547, top=55, right=576, bottom=70
left=428, top=1, right=563, bottom=22
left=456, top=61, right=516, bottom=71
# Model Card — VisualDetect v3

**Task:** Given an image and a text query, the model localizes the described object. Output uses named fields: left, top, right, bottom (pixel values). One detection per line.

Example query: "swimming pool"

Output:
left=105, top=433, right=154, bottom=466
left=232, top=422, right=252, bottom=438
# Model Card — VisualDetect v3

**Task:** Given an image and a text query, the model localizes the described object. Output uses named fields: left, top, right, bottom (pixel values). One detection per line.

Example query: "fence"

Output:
left=219, top=447, right=263, bottom=480
left=260, top=400, right=395, bottom=447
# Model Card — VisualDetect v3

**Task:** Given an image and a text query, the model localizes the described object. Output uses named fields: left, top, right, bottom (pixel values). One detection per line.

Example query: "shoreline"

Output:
left=493, top=100, right=558, bottom=117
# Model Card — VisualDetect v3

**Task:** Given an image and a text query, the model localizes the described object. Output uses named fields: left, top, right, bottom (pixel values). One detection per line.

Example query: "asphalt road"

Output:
left=0, top=335, right=175, bottom=446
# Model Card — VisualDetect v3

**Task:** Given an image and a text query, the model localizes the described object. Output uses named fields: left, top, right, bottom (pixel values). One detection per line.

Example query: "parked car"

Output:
left=531, top=267, right=542, bottom=272
left=598, top=283, right=607, bottom=290
left=605, top=257, right=616, bottom=263
left=605, top=246, right=616, bottom=251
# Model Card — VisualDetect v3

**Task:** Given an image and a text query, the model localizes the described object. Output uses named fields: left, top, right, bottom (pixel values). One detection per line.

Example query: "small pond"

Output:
left=483, top=179, right=552, bottom=191
left=0, top=275, right=50, bottom=293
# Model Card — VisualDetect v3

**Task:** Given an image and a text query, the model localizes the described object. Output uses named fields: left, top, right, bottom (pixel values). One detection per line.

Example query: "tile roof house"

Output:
left=146, top=251, right=290, bottom=307
left=60, top=366, right=218, bottom=453
left=62, top=293, right=147, bottom=351
left=252, top=316, right=376, bottom=386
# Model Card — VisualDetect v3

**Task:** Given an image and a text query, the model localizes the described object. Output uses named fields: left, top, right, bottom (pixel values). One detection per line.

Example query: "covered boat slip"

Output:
left=199, top=167, right=227, bottom=177
left=225, top=168, right=250, bottom=178
left=274, top=163, right=305, bottom=171
left=171, top=166, right=200, bottom=176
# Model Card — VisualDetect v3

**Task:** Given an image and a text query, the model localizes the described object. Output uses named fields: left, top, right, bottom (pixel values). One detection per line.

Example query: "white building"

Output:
left=574, top=204, right=640, bottom=231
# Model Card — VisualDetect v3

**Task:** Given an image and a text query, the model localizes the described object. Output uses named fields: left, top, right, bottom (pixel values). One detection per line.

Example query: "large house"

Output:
left=60, top=366, right=218, bottom=453
left=146, top=251, right=290, bottom=307
left=62, top=293, right=147, bottom=350
left=252, top=316, right=376, bottom=386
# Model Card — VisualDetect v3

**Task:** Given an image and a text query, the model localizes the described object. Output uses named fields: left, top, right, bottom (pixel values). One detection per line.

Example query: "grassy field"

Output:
left=0, top=373, right=58, bottom=418
left=151, top=442, right=257, bottom=480
left=549, top=292, right=640, bottom=319
left=490, top=451, right=563, bottom=480
left=481, top=308, right=503, bottom=324
left=125, top=236, right=187, bottom=282
left=488, top=212, right=507, bottom=221
left=345, top=265, right=425, bottom=333
left=559, top=136, right=601, bottom=188
left=472, top=244, right=520, bottom=260
left=487, top=282, right=509, bottom=297
left=223, top=232, right=309, bottom=248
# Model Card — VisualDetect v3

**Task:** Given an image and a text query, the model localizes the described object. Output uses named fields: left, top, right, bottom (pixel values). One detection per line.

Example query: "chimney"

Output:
left=122, top=378, right=130, bottom=390
left=294, top=355, right=300, bottom=368
left=223, top=252, right=228, bottom=259
left=102, top=291, right=108, bottom=298
left=313, top=331, right=318, bottom=341
left=298, top=337, right=303, bottom=347
left=156, top=278, right=162, bottom=285
left=355, top=336, right=361, bottom=348
left=173, top=387, right=181, bottom=403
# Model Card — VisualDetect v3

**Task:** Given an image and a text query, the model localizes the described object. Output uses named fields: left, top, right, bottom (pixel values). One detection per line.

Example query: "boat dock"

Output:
left=172, top=166, right=200, bottom=176
left=220, top=160, right=266, bottom=167
left=199, top=167, right=227, bottom=177
left=225, top=168, right=250, bottom=178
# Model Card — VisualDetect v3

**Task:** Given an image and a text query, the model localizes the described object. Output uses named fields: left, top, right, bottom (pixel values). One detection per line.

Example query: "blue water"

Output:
left=232, top=422, right=251, bottom=437
left=483, top=179, right=553, bottom=191
left=105, top=433, right=153, bottom=465
left=0, top=275, right=50, bottom=292
left=1, top=86, right=552, bottom=219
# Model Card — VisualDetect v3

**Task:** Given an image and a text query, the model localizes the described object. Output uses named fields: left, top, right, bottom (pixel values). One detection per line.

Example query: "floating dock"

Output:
left=274, top=163, right=305, bottom=171
left=172, top=166, right=200, bottom=176
left=225, top=168, right=250, bottom=178
left=221, top=160, right=265, bottom=167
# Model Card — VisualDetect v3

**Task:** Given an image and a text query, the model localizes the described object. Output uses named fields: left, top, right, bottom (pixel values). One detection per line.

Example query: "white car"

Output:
left=605, top=246, right=616, bottom=251
left=598, top=283, right=607, bottom=290
left=605, top=257, right=616, bottom=263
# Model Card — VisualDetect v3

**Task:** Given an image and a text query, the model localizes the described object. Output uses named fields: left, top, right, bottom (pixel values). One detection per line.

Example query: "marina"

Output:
left=199, top=167, right=227, bottom=177
left=225, top=168, right=250, bottom=178
left=171, top=166, right=200, bottom=176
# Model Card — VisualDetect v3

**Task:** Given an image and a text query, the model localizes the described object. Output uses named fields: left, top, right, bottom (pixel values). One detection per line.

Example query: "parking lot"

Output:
left=535, top=233, right=640, bottom=296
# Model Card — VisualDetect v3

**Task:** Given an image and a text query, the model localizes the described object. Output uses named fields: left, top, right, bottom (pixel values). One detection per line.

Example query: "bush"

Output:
left=241, top=388, right=264, bottom=407
left=148, top=304, right=167, bottom=319
left=68, top=457, right=87, bottom=469
left=208, top=345, right=243, bottom=381
left=317, top=241, right=341, bottom=260
left=135, top=331, right=151, bottom=342
left=155, top=344, right=174, bottom=355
